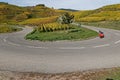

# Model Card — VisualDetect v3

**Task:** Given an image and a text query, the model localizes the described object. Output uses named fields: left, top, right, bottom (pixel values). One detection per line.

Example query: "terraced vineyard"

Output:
left=19, top=16, right=58, bottom=26
left=72, top=4, right=120, bottom=22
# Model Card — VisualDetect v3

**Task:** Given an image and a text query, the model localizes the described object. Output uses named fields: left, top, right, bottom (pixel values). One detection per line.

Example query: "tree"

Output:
left=36, top=4, right=45, bottom=7
left=58, top=12, right=74, bottom=24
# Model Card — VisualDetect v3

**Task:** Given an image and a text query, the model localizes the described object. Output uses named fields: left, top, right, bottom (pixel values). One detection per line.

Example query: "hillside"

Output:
left=19, top=16, right=58, bottom=26
left=1, top=2, right=120, bottom=24
left=59, top=8, right=78, bottom=12
left=0, top=2, right=66, bottom=24
left=73, top=4, right=120, bottom=22
left=0, top=2, right=25, bottom=23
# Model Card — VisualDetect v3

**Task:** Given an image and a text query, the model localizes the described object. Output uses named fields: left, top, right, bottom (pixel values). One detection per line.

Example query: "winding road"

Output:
left=0, top=25, right=120, bottom=73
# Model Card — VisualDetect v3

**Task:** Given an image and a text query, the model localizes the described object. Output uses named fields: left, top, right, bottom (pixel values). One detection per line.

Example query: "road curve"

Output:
left=0, top=25, right=120, bottom=73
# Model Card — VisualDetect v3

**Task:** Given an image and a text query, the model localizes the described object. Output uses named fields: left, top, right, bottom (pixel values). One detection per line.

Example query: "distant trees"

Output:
left=36, top=4, right=45, bottom=7
left=58, top=12, right=74, bottom=24
left=0, top=2, right=8, bottom=5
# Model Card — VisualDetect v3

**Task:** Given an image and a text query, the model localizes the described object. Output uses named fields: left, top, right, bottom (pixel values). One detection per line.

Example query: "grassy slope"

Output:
left=1, top=2, right=120, bottom=24
left=0, top=2, right=67, bottom=24
left=72, top=10, right=95, bottom=21
left=82, top=21, right=120, bottom=30
left=0, top=2, right=25, bottom=23
left=1, top=2, right=120, bottom=23
left=26, top=26, right=98, bottom=41
left=19, top=16, right=58, bottom=26
left=91, top=68, right=120, bottom=80
left=72, top=4, right=120, bottom=22
left=73, top=4, right=120, bottom=30
left=0, top=24, right=22, bottom=33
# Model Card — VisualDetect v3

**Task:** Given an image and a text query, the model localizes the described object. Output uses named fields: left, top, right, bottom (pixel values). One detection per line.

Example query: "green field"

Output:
left=26, top=26, right=98, bottom=41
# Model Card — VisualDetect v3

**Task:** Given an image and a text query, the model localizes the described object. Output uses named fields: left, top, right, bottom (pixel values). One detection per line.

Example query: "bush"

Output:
left=0, top=24, right=21, bottom=33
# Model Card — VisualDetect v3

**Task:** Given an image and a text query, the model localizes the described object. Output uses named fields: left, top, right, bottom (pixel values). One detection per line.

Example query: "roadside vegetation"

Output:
left=90, top=67, right=120, bottom=80
left=0, top=24, right=22, bottom=33
left=82, top=21, right=120, bottom=30
left=0, top=67, right=120, bottom=80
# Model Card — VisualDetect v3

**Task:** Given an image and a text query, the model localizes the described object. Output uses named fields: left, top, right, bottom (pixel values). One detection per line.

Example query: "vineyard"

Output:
left=19, top=16, right=58, bottom=26
left=71, top=10, right=95, bottom=21
left=73, top=10, right=120, bottom=22
left=32, top=23, right=72, bottom=33
left=79, top=11, right=120, bottom=22
left=0, top=2, right=67, bottom=24
left=77, top=17, right=105, bottom=22
left=72, top=4, right=120, bottom=22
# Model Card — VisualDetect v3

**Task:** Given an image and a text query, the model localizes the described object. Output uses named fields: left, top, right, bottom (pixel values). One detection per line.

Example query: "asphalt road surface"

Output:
left=0, top=25, right=120, bottom=73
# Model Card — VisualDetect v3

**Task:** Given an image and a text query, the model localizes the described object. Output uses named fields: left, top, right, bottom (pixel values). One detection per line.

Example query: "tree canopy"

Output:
left=58, top=12, right=74, bottom=24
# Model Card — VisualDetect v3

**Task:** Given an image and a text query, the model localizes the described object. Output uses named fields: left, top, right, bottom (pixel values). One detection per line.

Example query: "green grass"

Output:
left=0, top=24, right=22, bottom=33
left=92, top=68, right=120, bottom=80
left=26, top=26, right=98, bottom=41
left=82, top=21, right=120, bottom=30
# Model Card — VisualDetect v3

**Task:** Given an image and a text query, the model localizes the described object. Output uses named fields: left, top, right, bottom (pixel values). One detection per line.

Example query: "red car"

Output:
left=99, top=31, right=104, bottom=38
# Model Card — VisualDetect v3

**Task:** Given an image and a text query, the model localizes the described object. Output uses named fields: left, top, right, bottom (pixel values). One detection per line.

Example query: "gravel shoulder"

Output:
left=0, top=67, right=118, bottom=80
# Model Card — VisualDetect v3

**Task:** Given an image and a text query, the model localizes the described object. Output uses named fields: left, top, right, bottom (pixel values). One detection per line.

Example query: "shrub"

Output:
left=0, top=24, right=21, bottom=33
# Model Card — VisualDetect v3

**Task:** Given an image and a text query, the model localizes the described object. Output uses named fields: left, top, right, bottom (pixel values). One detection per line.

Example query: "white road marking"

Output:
left=3, top=37, right=20, bottom=46
left=3, top=37, right=48, bottom=49
left=8, top=42, right=20, bottom=46
left=115, top=40, right=120, bottom=44
left=93, top=44, right=110, bottom=48
left=59, top=47, right=85, bottom=50
left=26, top=46, right=48, bottom=49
